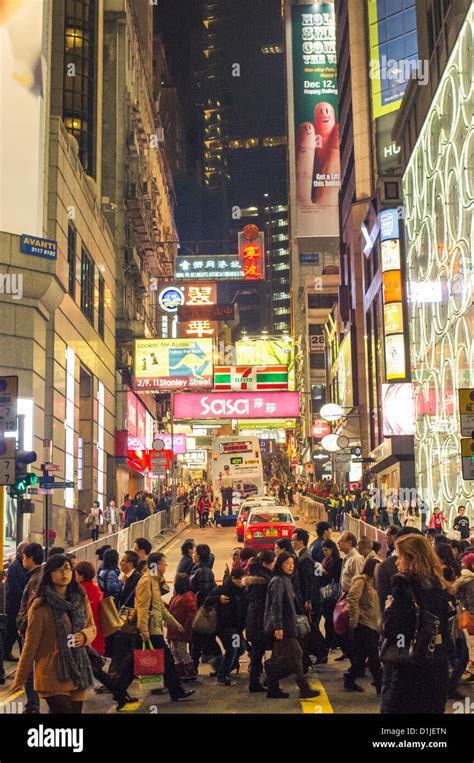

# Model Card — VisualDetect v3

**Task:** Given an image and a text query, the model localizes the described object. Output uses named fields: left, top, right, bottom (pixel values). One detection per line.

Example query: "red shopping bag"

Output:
left=133, top=641, right=165, bottom=676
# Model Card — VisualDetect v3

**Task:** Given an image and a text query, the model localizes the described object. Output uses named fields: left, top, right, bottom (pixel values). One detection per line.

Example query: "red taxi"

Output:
left=236, top=496, right=277, bottom=542
left=244, top=507, right=298, bottom=549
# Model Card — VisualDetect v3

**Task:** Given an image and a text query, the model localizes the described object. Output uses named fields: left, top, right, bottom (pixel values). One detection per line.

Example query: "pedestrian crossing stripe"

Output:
left=0, top=689, right=24, bottom=707
left=299, top=678, right=334, bottom=714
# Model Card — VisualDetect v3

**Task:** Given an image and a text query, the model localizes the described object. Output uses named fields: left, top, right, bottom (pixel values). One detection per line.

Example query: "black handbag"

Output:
left=380, top=587, right=444, bottom=666
left=265, top=638, right=303, bottom=680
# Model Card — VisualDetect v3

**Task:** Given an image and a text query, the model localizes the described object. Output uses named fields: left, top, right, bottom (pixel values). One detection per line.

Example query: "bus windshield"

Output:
left=211, top=436, right=264, bottom=501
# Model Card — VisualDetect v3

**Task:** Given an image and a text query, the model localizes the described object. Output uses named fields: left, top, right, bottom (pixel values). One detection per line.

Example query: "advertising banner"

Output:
left=214, top=365, right=289, bottom=391
left=178, top=304, right=235, bottom=323
left=292, top=4, right=340, bottom=237
left=174, top=391, right=301, bottom=420
left=134, top=338, right=213, bottom=390
left=0, top=0, right=47, bottom=236
left=161, top=434, right=187, bottom=455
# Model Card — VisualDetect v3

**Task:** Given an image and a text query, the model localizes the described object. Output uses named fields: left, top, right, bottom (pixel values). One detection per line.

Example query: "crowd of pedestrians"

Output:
left=1, top=486, right=472, bottom=715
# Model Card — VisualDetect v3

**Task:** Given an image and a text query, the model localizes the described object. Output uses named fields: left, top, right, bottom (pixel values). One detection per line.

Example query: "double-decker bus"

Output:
left=211, top=436, right=264, bottom=503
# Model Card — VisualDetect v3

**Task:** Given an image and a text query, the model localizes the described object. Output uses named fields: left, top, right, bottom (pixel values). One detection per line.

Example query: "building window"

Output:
left=67, top=223, right=76, bottom=298
left=262, top=136, right=286, bottom=146
left=98, top=274, right=105, bottom=338
left=308, top=294, right=336, bottom=310
left=273, top=292, right=290, bottom=301
left=80, top=246, right=94, bottom=323
left=63, top=0, right=97, bottom=176
left=310, top=353, right=326, bottom=370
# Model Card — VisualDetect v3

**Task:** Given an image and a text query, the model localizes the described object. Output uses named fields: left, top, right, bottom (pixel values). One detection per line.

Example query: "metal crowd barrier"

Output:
left=295, top=494, right=388, bottom=559
left=71, top=504, right=184, bottom=569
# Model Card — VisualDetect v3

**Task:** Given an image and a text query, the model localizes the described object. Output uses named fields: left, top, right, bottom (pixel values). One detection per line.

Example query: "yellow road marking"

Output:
left=163, top=536, right=182, bottom=554
left=0, top=689, right=23, bottom=707
left=299, top=677, right=334, bottom=714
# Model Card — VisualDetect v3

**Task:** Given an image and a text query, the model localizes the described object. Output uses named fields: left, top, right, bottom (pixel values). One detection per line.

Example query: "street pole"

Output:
left=0, top=486, right=5, bottom=573
left=170, top=390, right=176, bottom=510
left=16, top=415, right=25, bottom=545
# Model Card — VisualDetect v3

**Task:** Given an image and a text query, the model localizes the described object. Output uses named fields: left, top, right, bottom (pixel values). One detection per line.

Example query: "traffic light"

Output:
left=10, top=449, right=38, bottom=498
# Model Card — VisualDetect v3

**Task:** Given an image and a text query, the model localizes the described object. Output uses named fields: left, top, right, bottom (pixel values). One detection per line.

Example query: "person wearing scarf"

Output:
left=12, top=554, right=96, bottom=713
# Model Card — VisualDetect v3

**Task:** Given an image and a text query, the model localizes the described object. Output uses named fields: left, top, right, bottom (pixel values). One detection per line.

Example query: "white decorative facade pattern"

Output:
left=403, top=10, right=473, bottom=518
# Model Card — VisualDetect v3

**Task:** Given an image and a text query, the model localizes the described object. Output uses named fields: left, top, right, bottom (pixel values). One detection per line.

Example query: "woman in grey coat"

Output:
left=264, top=552, right=320, bottom=700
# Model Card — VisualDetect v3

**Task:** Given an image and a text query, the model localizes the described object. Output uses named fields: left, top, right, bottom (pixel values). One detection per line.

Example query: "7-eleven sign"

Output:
left=214, top=365, right=288, bottom=391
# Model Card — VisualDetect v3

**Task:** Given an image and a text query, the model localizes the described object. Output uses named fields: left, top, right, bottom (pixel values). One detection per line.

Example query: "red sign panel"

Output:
left=238, top=231, right=265, bottom=280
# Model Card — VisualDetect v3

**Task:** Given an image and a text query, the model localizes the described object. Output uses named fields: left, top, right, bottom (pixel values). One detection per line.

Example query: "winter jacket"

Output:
left=166, top=591, right=197, bottom=642
left=321, top=555, right=342, bottom=584
left=264, top=574, right=298, bottom=639
left=80, top=580, right=105, bottom=655
left=375, top=554, right=398, bottom=610
left=115, top=569, right=141, bottom=610
left=347, top=573, right=381, bottom=631
left=310, top=537, right=325, bottom=564
left=189, top=562, right=216, bottom=607
left=135, top=572, right=180, bottom=641
left=452, top=569, right=474, bottom=615
left=380, top=573, right=451, bottom=714
left=97, top=568, right=122, bottom=598
left=295, top=547, right=315, bottom=605
left=5, top=556, right=28, bottom=616
left=453, top=515, right=471, bottom=540
left=14, top=595, right=96, bottom=699
left=243, top=563, right=273, bottom=642
left=205, top=577, right=247, bottom=635
left=123, top=503, right=137, bottom=527
left=17, top=566, right=43, bottom=636
left=177, top=554, right=194, bottom=577
left=428, top=513, right=447, bottom=530
left=403, top=510, right=422, bottom=530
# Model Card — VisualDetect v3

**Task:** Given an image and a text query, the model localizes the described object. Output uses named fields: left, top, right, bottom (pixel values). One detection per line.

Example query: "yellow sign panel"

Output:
left=235, top=338, right=295, bottom=390
left=458, top=389, right=474, bottom=414
left=384, top=303, right=404, bottom=335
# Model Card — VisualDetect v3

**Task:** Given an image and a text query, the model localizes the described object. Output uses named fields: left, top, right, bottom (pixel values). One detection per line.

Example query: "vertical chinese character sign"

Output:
left=178, top=283, right=218, bottom=338
left=238, top=224, right=265, bottom=280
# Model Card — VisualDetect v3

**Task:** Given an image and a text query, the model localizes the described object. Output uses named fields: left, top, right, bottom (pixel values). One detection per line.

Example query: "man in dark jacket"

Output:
left=176, top=540, right=195, bottom=577
left=310, top=521, right=331, bottom=563
left=189, top=544, right=221, bottom=669
left=243, top=551, right=275, bottom=692
left=17, top=543, right=43, bottom=713
left=205, top=567, right=248, bottom=686
left=292, top=528, right=328, bottom=666
left=115, top=551, right=141, bottom=609
left=4, top=542, right=28, bottom=660
left=375, top=526, right=423, bottom=610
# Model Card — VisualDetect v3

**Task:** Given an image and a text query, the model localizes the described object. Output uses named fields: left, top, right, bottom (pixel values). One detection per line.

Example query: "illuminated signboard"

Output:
left=382, top=383, right=415, bottom=436
left=380, top=209, right=400, bottom=241
left=178, top=304, right=235, bottom=323
left=236, top=338, right=295, bottom=390
left=174, top=391, right=301, bottom=419
left=175, top=255, right=244, bottom=280
left=134, top=338, right=213, bottom=390
left=238, top=231, right=265, bottom=280
left=385, top=335, right=406, bottom=380
left=178, top=283, right=218, bottom=338
left=381, top=239, right=401, bottom=272
left=158, top=286, right=185, bottom=313
left=383, top=303, right=404, bottom=334
left=383, top=270, right=402, bottom=303
left=214, top=365, right=289, bottom=391
left=291, top=4, right=340, bottom=237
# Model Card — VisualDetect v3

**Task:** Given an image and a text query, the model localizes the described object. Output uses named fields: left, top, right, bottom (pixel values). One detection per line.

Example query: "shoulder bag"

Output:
left=379, top=586, right=445, bottom=666
left=296, top=613, right=311, bottom=638
left=99, top=595, right=123, bottom=638
left=320, top=579, right=339, bottom=602
left=333, top=591, right=350, bottom=636
left=192, top=604, right=217, bottom=634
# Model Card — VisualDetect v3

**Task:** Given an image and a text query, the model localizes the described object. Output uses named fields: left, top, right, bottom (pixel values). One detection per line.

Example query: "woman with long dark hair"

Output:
left=263, top=552, right=320, bottom=700
left=12, top=555, right=96, bottom=713
left=97, top=549, right=122, bottom=597
left=380, top=535, right=452, bottom=714
left=320, top=539, right=342, bottom=650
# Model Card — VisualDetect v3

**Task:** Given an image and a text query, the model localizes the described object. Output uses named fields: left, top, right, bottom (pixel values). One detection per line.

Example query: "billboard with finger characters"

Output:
left=291, top=3, right=340, bottom=237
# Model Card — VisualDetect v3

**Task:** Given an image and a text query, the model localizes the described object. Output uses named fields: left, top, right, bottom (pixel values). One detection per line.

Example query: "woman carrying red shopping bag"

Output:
left=134, top=552, right=195, bottom=702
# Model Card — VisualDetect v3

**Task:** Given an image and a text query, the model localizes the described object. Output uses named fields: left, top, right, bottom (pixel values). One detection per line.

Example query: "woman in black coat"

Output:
left=263, top=553, right=320, bottom=700
left=189, top=544, right=221, bottom=670
left=380, top=534, right=452, bottom=714
left=320, top=540, right=342, bottom=650
left=204, top=568, right=248, bottom=686
left=244, top=551, right=275, bottom=692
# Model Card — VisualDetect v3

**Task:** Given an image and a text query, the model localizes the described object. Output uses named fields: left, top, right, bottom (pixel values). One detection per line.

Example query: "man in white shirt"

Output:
left=338, top=532, right=364, bottom=592
left=336, top=532, right=365, bottom=674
